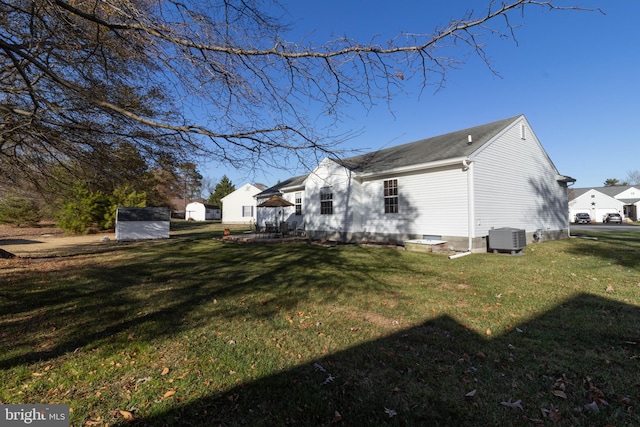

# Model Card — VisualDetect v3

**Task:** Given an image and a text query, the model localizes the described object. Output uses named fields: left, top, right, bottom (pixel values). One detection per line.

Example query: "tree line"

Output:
left=0, top=145, right=236, bottom=232
left=603, top=170, right=640, bottom=187
left=1, top=1, right=601, bottom=235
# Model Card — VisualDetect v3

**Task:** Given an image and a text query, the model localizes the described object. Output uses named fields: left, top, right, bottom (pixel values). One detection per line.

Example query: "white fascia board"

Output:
left=354, top=156, right=470, bottom=182
left=280, top=182, right=306, bottom=193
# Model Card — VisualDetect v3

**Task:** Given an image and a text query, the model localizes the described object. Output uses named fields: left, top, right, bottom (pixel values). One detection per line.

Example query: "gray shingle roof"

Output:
left=335, top=115, right=522, bottom=174
left=255, top=174, right=307, bottom=197
left=569, top=185, right=637, bottom=200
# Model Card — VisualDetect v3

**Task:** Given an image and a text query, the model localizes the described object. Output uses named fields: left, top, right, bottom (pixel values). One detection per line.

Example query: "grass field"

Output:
left=1, top=223, right=639, bottom=426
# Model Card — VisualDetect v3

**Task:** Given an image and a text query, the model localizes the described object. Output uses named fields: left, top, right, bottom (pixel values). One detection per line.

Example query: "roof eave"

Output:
left=355, top=156, right=470, bottom=182
left=556, top=175, right=576, bottom=183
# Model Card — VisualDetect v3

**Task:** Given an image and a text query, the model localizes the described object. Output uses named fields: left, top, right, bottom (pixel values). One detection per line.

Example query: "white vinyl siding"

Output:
left=221, top=183, right=262, bottom=224
left=472, top=118, right=567, bottom=236
left=360, top=166, right=469, bottom=237
left=304, top=158, right=361, bottom=235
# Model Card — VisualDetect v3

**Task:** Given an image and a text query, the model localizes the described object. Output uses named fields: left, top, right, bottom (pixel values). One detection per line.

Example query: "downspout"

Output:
left=449, top=159, right=474, bottom=259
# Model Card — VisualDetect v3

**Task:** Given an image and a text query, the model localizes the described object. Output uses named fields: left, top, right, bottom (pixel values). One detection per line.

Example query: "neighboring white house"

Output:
left=569, top=185, right=639, bottom=222
left=185, top=201, right=220, bottom=221
left=256, top=115, right=575, bottom=252
left=255, top=176, right=306, bottom=229
left=221, top=183, right=267, bottom=224
left=115, top=207, right=170, bottom=241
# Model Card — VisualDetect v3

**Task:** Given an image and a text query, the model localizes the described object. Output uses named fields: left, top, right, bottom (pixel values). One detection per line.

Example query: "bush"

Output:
left=55, top=183, right=147, bottom=234
left=101, top=185, right=146, bottom=230
left=55, top=184, right=109, bottom=234
left=0, top=197, right=42, bottom=226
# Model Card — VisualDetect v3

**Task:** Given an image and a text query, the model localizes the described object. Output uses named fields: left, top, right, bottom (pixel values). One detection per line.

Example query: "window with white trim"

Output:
left=295, top=192, right=302, bottom=215
left=384, top=179, right=398, bottom=214
left=320, top=188, right=333, bottom=215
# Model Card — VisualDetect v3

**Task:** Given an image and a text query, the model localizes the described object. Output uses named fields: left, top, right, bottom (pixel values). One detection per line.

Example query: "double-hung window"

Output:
left=384, top=179, right=398, bottom=214
left=320, top=188, right=333, bottom=215
left=295, top=192, right=302, bottom=215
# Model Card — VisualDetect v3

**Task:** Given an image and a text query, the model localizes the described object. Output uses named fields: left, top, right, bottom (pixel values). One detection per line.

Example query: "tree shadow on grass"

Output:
left=566, top=231, right=640, bottom=271
left=115, top=293, right=639, bottom=427
left=0, top=240, right=418, bottom=369
left=3, top=232, right=639, bottom=426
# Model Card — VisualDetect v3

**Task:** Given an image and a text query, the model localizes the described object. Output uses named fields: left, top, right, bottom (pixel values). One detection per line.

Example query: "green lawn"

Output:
left=1, top=224, right=639, bottom=426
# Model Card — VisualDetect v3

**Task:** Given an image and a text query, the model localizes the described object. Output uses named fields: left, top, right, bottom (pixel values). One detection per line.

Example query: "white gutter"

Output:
left=448, top=158, right=474, bottom=260
left=466, top=159, right=474, bottom=252
left=354, top=156, right=469, bottom=182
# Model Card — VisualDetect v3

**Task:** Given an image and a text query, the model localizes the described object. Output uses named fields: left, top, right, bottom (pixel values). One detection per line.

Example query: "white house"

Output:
left=256, top=115, right=575, bottom=252
left=569, top=185, right=639, bottom=222
left=615, top=186, right=640, bottom=221
left=221, top=183, right=267, bottom=224
left=185, top=201, right=220, bottom=221
left=115, top=207, right=170, bottom=241
left=255, top=176, right=306, bottom=229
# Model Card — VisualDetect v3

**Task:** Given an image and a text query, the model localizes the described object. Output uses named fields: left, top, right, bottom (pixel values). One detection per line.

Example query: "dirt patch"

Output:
left=0, top=224, right=115, bottom=257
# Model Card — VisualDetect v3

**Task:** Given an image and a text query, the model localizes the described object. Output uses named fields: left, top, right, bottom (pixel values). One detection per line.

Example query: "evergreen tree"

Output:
left=208, top=176, right=236, bottom=213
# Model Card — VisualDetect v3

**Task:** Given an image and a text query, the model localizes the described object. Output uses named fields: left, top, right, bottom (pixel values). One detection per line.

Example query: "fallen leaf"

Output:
left=465, top=389, right=477, bottom=397
left=161, top=367, right=169, bottom=376
left=486, top=328, right=492, bottom=336
left=500, top=399, right=523, bottom=411
left=551, top=390, right=567, bottom=399
left=548, top=408, right=562, bottom=423
left=384, top=408, right=397, bottom=418
left=584, top=401, right=599, bottom=413
left=332, top=410, right=342, bottom=423
left=118, top=410, right=134, bottom=421
left=163, top=389, right=176, bottom=399
left=313, top=363, right=326, bottom=372
left=321, top=374, right=335, bottom=385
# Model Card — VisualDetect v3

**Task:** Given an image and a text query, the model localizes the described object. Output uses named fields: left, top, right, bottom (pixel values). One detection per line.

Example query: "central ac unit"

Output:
left=488, top=227, right=526, bottom=255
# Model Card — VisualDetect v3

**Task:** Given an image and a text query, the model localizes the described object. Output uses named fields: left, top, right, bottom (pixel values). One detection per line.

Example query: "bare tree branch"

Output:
left=0, top=0, right=603, bottom=184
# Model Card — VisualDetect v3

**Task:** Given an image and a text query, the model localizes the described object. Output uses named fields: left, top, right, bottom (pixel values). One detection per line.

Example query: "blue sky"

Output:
left=203, top=1, right=639, bottom=190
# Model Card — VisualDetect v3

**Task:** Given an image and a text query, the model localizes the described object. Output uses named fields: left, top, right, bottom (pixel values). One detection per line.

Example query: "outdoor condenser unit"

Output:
left=488, top=227, right=526, bottom=255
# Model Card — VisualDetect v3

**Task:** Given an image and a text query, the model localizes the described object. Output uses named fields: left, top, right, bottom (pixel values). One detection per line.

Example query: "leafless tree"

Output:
left=626, top=170, right=640, bottom=185
left=1, top=0, right=601, bottom=185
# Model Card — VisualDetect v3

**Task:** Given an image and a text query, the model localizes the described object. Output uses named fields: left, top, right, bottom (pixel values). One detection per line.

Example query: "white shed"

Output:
left=221, top=183, right=266, bottom=224
left=115, top=207, right=170, bottom=241
left=185, top=202, right=220, bottom=221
